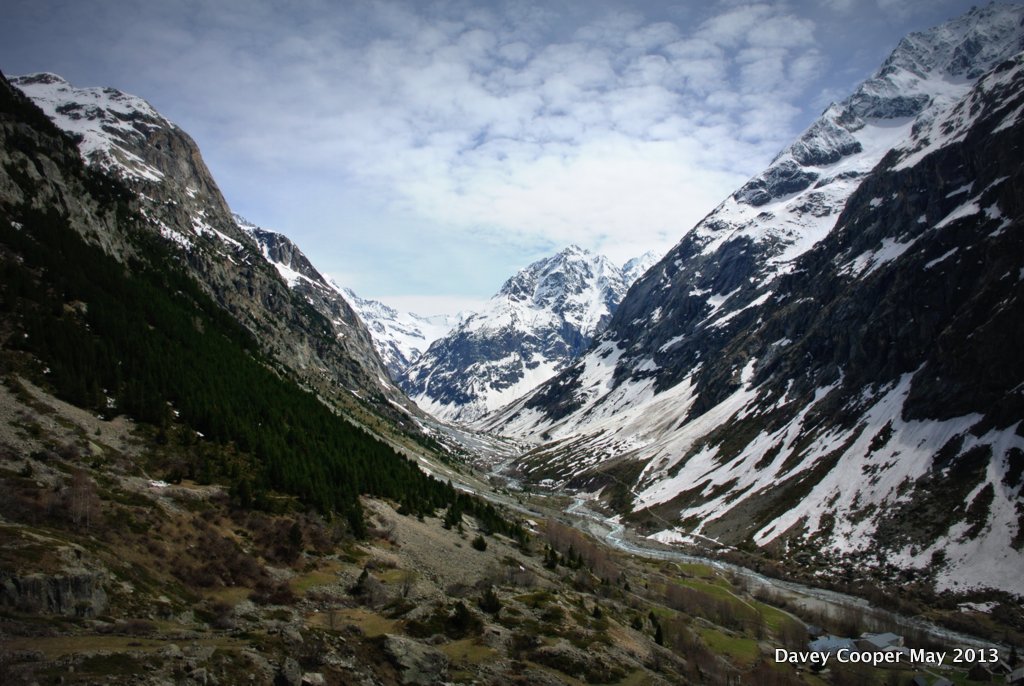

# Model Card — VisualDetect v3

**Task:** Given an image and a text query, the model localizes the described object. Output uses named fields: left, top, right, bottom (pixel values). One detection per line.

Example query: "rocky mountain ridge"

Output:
left=10, top=72, right=422, bottom=430
left=402, top=244, right=657, bottom=424
left=484, top=3, right=1024, bottom=596
left=233, top=213, right=464, bottom=383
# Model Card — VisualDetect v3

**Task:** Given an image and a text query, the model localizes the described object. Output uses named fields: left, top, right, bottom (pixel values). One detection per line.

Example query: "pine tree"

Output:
left=479, top=586, right=501, bottom=615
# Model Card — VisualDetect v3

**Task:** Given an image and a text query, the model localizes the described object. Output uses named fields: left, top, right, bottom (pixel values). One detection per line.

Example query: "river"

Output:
left=404, top=419, right=1004, bottom=653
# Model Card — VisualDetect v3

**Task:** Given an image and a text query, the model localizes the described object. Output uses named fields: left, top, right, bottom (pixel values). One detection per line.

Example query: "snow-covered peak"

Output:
left=488, top=245, right=627, bottom=337
left=622, top=250, right=661, bottom=285
left=12, top=72, right=174, bottom=183
left=685, top=4, right=1024, bottom=277
left=336, top=286, right=464, bottom=379
left=402, top=244, right=639, bottom=423
left=879, top=3, right=1024, bottom=81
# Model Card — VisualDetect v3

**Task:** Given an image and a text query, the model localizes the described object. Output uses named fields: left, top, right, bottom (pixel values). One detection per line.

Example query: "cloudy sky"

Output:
left=1, top=0, right=988, bottom=313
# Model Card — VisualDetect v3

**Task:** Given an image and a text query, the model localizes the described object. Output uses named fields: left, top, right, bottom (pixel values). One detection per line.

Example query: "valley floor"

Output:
left=1, top=375, right=1020, bottom=685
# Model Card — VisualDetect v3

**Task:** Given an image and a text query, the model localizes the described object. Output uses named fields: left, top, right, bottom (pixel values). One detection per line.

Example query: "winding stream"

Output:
left=408, top=419, right=1003, bottom=652
left=564, top=498, right=1002, bottom=651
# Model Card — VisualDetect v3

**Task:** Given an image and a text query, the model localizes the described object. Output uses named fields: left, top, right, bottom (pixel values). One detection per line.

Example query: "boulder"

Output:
left=382, top=634, right=449, bottom=686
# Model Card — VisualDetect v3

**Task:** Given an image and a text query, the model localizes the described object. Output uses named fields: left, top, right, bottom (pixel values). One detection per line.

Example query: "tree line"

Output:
left=0, top=198, right=517, bottom=538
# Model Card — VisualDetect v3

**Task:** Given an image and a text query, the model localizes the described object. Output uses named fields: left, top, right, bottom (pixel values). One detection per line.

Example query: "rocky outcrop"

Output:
left=382, top=634, right=449, bottom=686
left=0, top=571, right=107, bottom=617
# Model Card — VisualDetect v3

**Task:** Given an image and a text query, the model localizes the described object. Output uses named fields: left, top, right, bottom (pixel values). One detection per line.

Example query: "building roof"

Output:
left=809, top=635, right=857, bottom=653
left=859, top=632, right=902, bottom=648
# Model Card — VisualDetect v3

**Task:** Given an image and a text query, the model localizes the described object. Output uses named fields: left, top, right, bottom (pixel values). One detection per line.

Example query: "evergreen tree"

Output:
left=478, top=586, right=501, bottom=615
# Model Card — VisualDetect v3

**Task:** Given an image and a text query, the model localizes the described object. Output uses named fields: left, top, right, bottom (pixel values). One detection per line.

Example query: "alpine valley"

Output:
left=2, top=4, right=1024, bottom=686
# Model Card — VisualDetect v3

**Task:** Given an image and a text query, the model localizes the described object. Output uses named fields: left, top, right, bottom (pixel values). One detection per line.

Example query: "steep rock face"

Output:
left=0, top=571, right=108, bottom=617
left=487, top=5, right=1024, bottom=594
left=402, top=245, right=640, bottom=424
left=232, top=216, right=402, bottom=396
left=10, top=73, right=418, bottom=425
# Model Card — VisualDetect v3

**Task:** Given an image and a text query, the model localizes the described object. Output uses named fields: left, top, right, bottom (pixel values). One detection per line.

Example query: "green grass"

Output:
left=306, top=607, right=396, bottom=636
left=290, top=565, right=340, bottom=595
left=696, top=626, right=760, bottom=665
left=674, top=562, right=718, bottom=579
left=751, top=599, right=795, bottom=632
left=441, top=638, right=498, bottom=666
left=678, top=577, right=735, bottom=599
left=515, top=590, right=555, bottom=607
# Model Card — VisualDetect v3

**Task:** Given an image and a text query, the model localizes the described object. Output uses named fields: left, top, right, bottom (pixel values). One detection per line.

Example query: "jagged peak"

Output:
left=622, top=251, right=661, bottom=284
left=880, top=2, right=1024, bottom=80
left=337, top=284, right=401, bottom=320
left=10, top=72, right=68, bottom=86
left=233, top=214, right=259, bottom=233
left=730, top=4, right=1024, bottom=209
left=555, top=243, right=589, bottom=257
left=497, top=244, right=622, bottom=302
left=233, top=213, right=291, bottom=245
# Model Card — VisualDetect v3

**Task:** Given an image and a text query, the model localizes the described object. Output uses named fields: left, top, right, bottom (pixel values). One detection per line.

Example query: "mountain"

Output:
left=2, top=71, right=848, bottom=686
left=233, top=214, right=463, bottom=381
left=0, top=68, right=474, bottom=521
left=486, top=4, right=1024, bottom=595
left=336, top=287, right=464, bottom=381
left=401, top=245, right=647, bottom=424
left=621, top=250, right=660, bottom=285
left=10, top=72, right=421, bottom=429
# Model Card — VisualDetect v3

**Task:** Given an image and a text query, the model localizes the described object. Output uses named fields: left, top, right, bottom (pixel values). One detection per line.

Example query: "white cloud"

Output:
left=211, top=1, right=825, bottom=257
left=382, top=294, right=490, bottom=317
left=1, top=0, right=844, bottom=303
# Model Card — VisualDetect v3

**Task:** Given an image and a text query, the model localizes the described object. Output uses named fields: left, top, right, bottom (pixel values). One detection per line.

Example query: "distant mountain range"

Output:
left=335, top=287, right=465, bottom=382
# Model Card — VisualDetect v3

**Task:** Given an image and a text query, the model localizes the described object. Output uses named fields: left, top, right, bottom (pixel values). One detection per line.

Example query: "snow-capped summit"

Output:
left=11, top=72, right=175, bottom=183
left=402, top=244, right=648, bottom=424
left=12, top=71, right=240, bottom=252
left=691, top=4, right=1024, bottom=275
left=489, top=244, right=628, bottom=337
left=622, top=251, right=660, bottom=286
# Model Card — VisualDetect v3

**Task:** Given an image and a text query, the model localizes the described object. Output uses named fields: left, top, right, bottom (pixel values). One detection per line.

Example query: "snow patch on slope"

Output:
left=12, top=72, right=171, bottom=183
